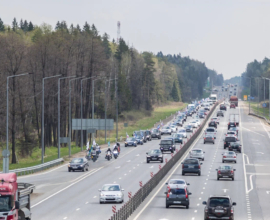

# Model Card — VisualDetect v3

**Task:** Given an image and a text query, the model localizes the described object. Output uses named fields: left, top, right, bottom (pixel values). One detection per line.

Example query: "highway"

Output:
left=20, top=105, right=206, bottom=220
left=129, top=87, right=270, bottom=220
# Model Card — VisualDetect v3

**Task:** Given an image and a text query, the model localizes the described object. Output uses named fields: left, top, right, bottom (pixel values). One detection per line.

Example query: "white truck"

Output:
left=209, top=94, right=217, bottom=104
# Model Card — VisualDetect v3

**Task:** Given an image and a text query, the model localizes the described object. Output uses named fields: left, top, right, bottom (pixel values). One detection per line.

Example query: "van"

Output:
left=204, top=127, right=217, bottom=139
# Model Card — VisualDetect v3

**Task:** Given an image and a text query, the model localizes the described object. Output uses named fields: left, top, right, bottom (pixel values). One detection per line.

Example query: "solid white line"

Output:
left=31, top=166, right=103, bottom=208
left=241, top=126, right=265, bottom=137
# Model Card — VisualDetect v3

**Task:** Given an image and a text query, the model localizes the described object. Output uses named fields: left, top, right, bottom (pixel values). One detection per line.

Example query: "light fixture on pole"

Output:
left=6, top=72, right=34, bottom=173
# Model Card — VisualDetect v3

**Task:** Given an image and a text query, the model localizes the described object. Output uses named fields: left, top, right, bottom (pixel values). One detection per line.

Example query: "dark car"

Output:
left=68, top=157, right=89, bottom=172
left=208, top=121, right=217, bottom=128
left=199, top=113, right=205, bottom=118
left=151, top=129, right=161, bottom=139
left=159, top=139, right=175, bottom=153
left=134, top=131, right=147, bottom=142
left=187, top=111, right=193, bottom=116
left=146, top=149, right=163, bottom=163
left=125, top=137, right=137, bottom=147
left=171, top=133, right=183, bottom=144
left=228, top=142, right=241, bottom=153
left=220, top=104, right=227, bottom=111
left=185, top=125, right=193, bottom=132
left=216, top=165, right=236, bottom=181
left=230, top=103, right=236, bottom=109
left=203, top=196, right=236, bottom=220
left=181, top=158, right=202, bottom=176
left=217, top=111, right=224, bottom=117
left=145, top=130, right=152, bottom=141
left=204, top=134, right=215, bottom=144
left=223, top=136, right=237, bottom=149
left=228, top=122, right=237, bottom=130
left=135, top=135, right=144, bottom=145
left=165, top=186, right=192, bottom=209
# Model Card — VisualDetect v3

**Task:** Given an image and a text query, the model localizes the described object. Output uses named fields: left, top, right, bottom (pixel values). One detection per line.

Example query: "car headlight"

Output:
left=134, top=142, right=136, bottom=144
left=80, top=164, right=84, bottom=167
left=117, top=193, right=122, bottom=197
left=100, top=193, right=105, bottom=197
left=158, top=155, right=163, bottom=157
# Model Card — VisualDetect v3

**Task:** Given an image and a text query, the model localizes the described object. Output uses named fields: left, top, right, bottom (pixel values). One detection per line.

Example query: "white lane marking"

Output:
left=223, top=189, right=228, bottom=193
left=124, top=174, right=127, bottom=176
left=194, top=210, right=197, bottom=213
left=260, top=120, right=270, bottom=139
left=252, top=143, right=261, bottom=145
left=113, top=181, right=116, bottom=183
left=127, top=160, right=131, bottom=162
left=129, top=170, right=131, bottom=172
left=63, top=217, right=67, bottom=220
left=93, top=196, right=96, bottom=198
left=119, top=177, right=122, bottom=179
left=241, top=126, right=265, bottom=137
left=136, top=154, right=140, bottom=156
left=247, top=173, right=270, bottom=175
left=85, top=202, right=89, bottom=204
left=267, top=191, right=270, bottom=194
left=31, top=166, right=103, bottom=208
left=199, top=197, right=201, bottom=200
left=115, top=166, right=121, bottom=169
left=149, top=166, right=153, bottom=169
left=244, top=154, right=250, bottom=165
left=76, top=208, right=80, bottom=211
left=256, top=152, right=264, bottom=154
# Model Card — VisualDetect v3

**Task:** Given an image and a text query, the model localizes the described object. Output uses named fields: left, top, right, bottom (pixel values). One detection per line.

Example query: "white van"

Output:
left=204, top=127, right=217, bottom=139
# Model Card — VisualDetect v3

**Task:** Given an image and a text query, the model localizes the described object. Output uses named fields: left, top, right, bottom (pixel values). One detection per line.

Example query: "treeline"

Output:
left=0, top=18, right=222, bottom=163
left=241, top=58, right=270, bottom=101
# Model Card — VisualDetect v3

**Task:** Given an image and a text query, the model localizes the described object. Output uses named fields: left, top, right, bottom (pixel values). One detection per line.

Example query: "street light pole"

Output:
left=6, top=72, right=33, bottom=173
left=69, top=77, right=85, bottom=158
left=58, top=76, right=75, bottom=158
left=80, top=76, right=96, bottom=151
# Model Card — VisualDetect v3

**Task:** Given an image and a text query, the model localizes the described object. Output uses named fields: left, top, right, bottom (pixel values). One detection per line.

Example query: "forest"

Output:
left=0, top=18, right=223, bottom=163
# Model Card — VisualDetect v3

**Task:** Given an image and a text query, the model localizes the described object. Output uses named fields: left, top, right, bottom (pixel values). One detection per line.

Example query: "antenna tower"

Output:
left=117, top=21, right=121, bottom=43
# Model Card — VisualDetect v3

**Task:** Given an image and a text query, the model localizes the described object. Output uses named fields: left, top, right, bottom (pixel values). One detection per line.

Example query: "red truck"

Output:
left=0, top=173, right=34, bottom=220
left=229, top=96, right=238, bottom=107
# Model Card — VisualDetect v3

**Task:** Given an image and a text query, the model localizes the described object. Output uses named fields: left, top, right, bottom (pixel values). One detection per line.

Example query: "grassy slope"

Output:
left=2, top=102, right=187, bottom=170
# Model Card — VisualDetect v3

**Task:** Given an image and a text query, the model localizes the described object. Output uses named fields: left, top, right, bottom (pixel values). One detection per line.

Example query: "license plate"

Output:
left=215, top=210, right=224, bottom=213
left=223, top=176, right=228, bottom=178
left=152, top=158, right=157, bottom=160
left=189, top=165, right=194, bottom=168
left=128, top=144, right=132, bottom=145
left=174, top=201, right=181, bottom=204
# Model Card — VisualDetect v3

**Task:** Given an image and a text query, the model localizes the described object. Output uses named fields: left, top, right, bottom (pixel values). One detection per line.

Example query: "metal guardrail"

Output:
left=249, top=113, right=270, bottom=125
left=1, top=158, right=64, bottom=176
left=109, top=102, right=219, bottom=220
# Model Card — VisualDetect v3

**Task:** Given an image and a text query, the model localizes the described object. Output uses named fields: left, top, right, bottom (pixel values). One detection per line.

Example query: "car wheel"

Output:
left=147, top=160, right=149, bottom=163
left=182, top=172, right=185, bottom=176
left=235, top=161, right=237, bottom=163
left=198, top=172, right=201, bottom=176
left=135, top=144, right=137, bottom=147
left=100, top=201, right=102, bottom=204
left=217, top=177, right=219, bottom=180
left=68, top=169, right=71, bottom=172
left=204, top=142, right=205, bottom=144
left=239, top=150, right=241, bottom=153
left=161, top=160, right=163, bottom=163
left=83, top=167, right=85, bottom=172
left=222, top=160, right=224, bottom=163
left=170, top=133, right=171, bottom=135
left=232, top=177, right=234, bottom=181
left=186, top=205, right=189, bottom=209
left=202, top=158, right=204, bottom=161
left=125, top=145, right=127, bottom=147
left=166, top=204, right=169, bottom=208
left=224, top=146, right=226, bottom=149
left=213, top=142, right=215, bottom=144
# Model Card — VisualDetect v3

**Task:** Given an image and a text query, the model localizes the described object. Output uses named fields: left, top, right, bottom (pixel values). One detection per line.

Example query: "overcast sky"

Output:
left=1, top=0, right=270, bottom=79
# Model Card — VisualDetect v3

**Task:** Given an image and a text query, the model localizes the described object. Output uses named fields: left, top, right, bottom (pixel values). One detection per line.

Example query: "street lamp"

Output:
left=58, top=76, right=76, bottom=158
left=68, top=76, right=85, bottom=158
left=6, top=72, right=34, bottom=173
left=42, top=74, right=62, bottom=164
left=80, top=76, right=96, bottom=151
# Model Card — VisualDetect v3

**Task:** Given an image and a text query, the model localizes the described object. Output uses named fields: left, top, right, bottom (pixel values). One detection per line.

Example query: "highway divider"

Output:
left=109, top=102, right=219, bottom=220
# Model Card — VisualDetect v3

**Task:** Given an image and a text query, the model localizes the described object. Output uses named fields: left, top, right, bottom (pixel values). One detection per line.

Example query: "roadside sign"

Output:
left=108, top=141, right=110, bottom=146
left=243, top=95, right=247, bottom=101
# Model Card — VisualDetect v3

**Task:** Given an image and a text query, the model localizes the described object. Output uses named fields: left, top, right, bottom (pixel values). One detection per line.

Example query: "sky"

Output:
left=1, top=0, right=270, bottom=79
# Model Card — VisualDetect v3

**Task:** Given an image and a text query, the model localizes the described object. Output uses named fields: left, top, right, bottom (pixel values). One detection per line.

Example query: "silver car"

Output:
left=165, top=179, right=190, bottom=193
left=99, top=184, right=124, bottom=204
left=189, top=148, right=205, bottom=161
left=222, top=151, right=237, bottom=163
left=161, top=126, right=172, bottom=135
left=178, top=129, right=187, bottom=138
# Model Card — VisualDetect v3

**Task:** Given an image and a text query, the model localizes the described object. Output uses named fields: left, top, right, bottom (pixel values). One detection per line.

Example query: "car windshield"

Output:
left=165, top=127, right=170, bottom=129
left=126, top=138, right=133, bottom=141
left=71, top=158, right=83, bottom=163
left=152, top=129, right=158, bottom=133
left=169, top=188, right=185, bottom=195
left=160, top=140, right=172, bottom=145
left=102, top=185, right=120, bottom=191
left=231, top=142, right=239, bottom=146
left=220, top=166, right=232, bottom=170
left=145, top=131, right=151, bottom=135
left=149, top=149, right=161, bottom=154
left=0, top=196, right=12, bottom=212
left=206, top=128, right=215, bottom=132
left=209, top=198, right=230, bottom=207
left=184, top=159, right=198, bottom=164
left=192, top=150, right=202, bottom=154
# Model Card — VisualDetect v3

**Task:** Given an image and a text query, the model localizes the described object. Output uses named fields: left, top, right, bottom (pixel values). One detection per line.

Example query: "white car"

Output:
left=178, top=129, right=187, bottom=138
left=161, top=126, right=172, bottom=135
left=165, top=179, right=190, bottom=193
left=170, top=125, right=177, bottom=133
left=211, top=117, right=220, bottom=125
left=189, top=121, right=198, bottom=128
left=99, top=184, right=124, bottom=204
left=194, top=119, right=201, bottom=126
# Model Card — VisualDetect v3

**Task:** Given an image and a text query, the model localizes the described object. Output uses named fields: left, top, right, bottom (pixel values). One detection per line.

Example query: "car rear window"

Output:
left=206, top=128, right=215, bottom=132
left=145, top=131, right=151, bottom=135
left=160, top=140, right=172, bottom=145
left=169, top=180, right=185, bottom=184
left=209, top=198, right=230, bottom=207
left=169, top=188, right=185, bottom=195
left=184, top=159, right=198, bottom=164
left=192, top=150, right=202, bottom=153
left=225, top=137, right=236, bottom=142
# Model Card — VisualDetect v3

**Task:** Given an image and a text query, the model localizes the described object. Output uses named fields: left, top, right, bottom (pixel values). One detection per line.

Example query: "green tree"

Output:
left=83, top=22, right=91, bottom=33
left=0, top=18, right=5, bottom=32
left=23, top=20, right=28, bottom=32
left=12, top=18, right=18, bottom=31
left=171, top=81, right=180, bottom=101
left=28, top=21, right=34, bottom=31
left=102, top=33, right=111, bottom=58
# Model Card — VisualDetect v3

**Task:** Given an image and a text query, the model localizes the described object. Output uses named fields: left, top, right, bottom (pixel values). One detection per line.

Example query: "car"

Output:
left=146, top=149, right=163, bottom=163
left=99, top=184, right=124, bottom=204
left=222, top=151, right=237, bottom=163
left=228, top=142, right=242, bottom=153
left=161, top=126, right=172, bottom=135
left=211, top=117, right=219, bottom=125
left=181, top=158, right=202, bottom=176
left=229, top=127, right=239, bottom=135
left=199, top=113, right=205, bottom=118
left=204, top=105, right=210, bottom=111
left=216, top=165, right=236, bottom=181
left=205, top=127, right=217, bottom=139
left=165, top=179, right=190, bottom=193
left=176, top=119, right=184, bottom=126
left=230, top=103, right=236, bottom=108
left=187, top=111, right=193, bottom=116
left=159, top=139, right=174, bottom=153
left=164, top=137, right=176, bottom=151
left=171, top=133, right=183, bottom=144
left=170, top=125, right=177, bottom=133
left=125, top=137, right=137, bottom=147
left=135, top=135, right=144, bottom=145
left=204, top=134, right=215, bottom=144
left=202, top=196, right=236, bottom=220
left=178, top=129, right=187, bottom=138
left=225, top=130, right=237, bottom=137
left=208, top=121, right=217, bottom=128
left=145, top=130, right=152, bottom=141
left=165, top=186, right=192, bottom=209
left=223, top=135, right=238, bottom=149
left=68, top=157, right=89, bottom=172
left=220, top=104, right=227, bottom=111
left=189, top=121, right=198, bottom=128
left=228, top=122, right=237, bottom=130
left=151, top=129, right=161, bottom=139
left=140, top=130, right=148, bottom=142
left=217, top=111, right=224, bottom=117
left=189, top=148, right=205, bottom=161
left=185, top=125, right=193, bottom=132
left=194, top=119, right=201, bottom=126
left=134, top=130, right=147, bottom=142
